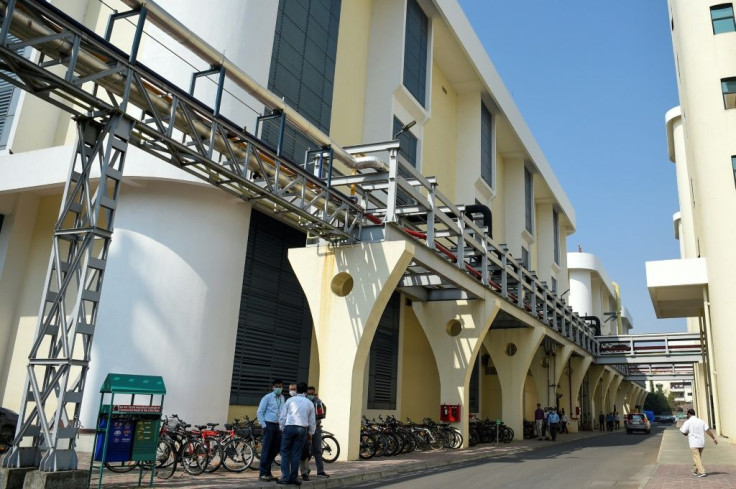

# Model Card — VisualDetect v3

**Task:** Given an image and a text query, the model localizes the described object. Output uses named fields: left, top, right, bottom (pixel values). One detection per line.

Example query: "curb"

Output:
left=253, top=431, right=615, bottom=489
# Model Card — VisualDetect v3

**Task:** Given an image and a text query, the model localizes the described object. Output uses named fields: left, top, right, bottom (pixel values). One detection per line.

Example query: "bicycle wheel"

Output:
left=104, top=461, right=137, bottom=473
left=449, top=428, right=463, bottom=449
left=154, top=439, right=177, bottom=479
left=428, top=430, right=445, bottom=450
left=222, top=437, right=254, bottom=473
left=203, top=436, right=222, bottom=473
left=320, top=434, right=340, bottom=463
left=359, top=433, right=376, bottom=459
left=501, top=426, right=514, bottom=443
left=180, top=440, right=207, bottom=475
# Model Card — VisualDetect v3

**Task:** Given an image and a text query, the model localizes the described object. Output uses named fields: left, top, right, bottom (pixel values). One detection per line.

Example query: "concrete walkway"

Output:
left=644, top=424, right=736, bottom=488
left=84, top=429, right=616, bottom=488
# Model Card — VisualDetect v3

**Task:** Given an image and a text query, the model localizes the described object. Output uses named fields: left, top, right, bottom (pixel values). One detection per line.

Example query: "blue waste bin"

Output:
left=94, top=417, right=134, bottom=462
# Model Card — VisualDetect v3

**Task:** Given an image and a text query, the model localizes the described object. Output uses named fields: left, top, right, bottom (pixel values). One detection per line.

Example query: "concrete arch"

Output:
left=289, top=240, right=415, bottom=460
left=412, top=292, right=502, bottom=446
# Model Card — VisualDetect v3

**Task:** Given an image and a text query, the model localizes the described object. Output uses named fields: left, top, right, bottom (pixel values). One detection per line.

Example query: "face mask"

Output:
left=307, top=395, right=315, bottom=401
left=273, top=387, right=282, bottom=395
left=289, top=390, right=297, bottom=397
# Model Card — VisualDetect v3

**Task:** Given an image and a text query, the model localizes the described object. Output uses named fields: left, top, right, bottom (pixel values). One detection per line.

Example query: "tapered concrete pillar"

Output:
left=566, top=355, right=592, bottom=432
left=599, top=369, right=614, bottom=415
left=528, top=342, right=573, bottom=409
left=412, top=293, right=501, bottom=447
left=586, top=364, right=606, bottom=424
left=693, top=363, right=709, bottom=423
left=607, top=375, right=623, bottom=413
left=618, top=382, right=635, bottom=414
left=289, top=241, right=415, bottom=460
left=485, top=326, right=545, bottom=438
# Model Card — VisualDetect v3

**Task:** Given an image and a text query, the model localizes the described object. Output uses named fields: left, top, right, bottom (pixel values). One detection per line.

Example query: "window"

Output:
left=403, top=0, right=428, bottom=107
left=524, top=166, right=533, bottom=233
left=0, top=213, right=4, bottom=236
left=551, top=277, right=557, bottom=295
left=263, top=0, right=342, bottom=163
left=732, top=156, right=736, bottom=188
left=553, top=209, right=560, bottom=265
left=230, top=210, right=312, bottom=405
left=711, top=4, right=736, bottom=34
left=367, top=293, right=401, bottom=410
left=393, top=116, right=418, bottom=168
left=0, top=34, right=26, bottom=150
left=480, top=103, right=493, bottom=187
left=521, top=247, right=529, bottom=269
left=721, top=77, right=736, bottom=109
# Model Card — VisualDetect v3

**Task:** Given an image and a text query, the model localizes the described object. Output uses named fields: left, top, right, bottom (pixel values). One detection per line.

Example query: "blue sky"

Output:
left=458, top=1, right=685, bottom=334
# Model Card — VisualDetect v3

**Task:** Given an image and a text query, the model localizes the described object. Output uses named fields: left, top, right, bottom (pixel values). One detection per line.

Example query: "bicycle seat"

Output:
left=195, top=425, right=207, bottom=430
left=182, top=423, right=191, bottom=428
left=224, top=424, right=232, bottom=430
left=206, top=423, right=218, bottom=429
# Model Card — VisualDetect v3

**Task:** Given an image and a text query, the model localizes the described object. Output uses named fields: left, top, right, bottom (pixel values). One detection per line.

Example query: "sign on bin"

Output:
left=131, top=420, right=158, bottom=461
left=94, top=418, right=134, bottom=462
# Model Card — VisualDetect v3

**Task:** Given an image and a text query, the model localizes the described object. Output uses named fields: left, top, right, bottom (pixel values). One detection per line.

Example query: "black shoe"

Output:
left=288, top=480, right=302, bottom=486
left=259, top=475, right=274, bottom=482
left=316, top=471, right=329, bottom=478
left=301, top=474, right=310, bottom=481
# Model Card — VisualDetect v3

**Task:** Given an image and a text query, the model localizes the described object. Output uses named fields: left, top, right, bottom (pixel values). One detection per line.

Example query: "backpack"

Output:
left=315, top=400, right=326, bottom=420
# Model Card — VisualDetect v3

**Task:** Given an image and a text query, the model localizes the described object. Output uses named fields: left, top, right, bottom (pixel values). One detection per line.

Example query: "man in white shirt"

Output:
left=279, top=382, right=316, bottom=485
left=680, top=408, right=718, bottom=478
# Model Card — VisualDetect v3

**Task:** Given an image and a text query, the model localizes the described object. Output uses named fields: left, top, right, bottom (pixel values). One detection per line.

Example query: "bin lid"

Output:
left=100, top=373, right=166, bottom=394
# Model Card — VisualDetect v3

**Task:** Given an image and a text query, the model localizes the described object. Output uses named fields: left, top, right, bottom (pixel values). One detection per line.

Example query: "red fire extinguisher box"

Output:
left=440, top=404, right=461, bottom=422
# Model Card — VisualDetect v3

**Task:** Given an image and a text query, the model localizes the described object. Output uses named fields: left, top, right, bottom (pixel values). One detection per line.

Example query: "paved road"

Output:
left=351, top=427, right=664, bottom=489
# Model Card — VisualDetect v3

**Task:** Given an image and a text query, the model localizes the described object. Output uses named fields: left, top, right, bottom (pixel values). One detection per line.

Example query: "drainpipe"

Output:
left=464, top=204, right=493, bottom=238
left=121, top=0, right=387, bottom=172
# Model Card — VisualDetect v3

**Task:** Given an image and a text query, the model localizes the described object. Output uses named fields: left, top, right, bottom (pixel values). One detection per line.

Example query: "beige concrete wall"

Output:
left=400, top=306, right=440, bottom=422
left=423, top=61, right=458, bottom=202
left=330, top=0, right=372, bottom=148
left=1, top=194, right=59, bottom=410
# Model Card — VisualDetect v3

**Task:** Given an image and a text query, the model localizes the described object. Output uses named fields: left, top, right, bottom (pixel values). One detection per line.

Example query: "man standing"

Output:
left=300, top=386, right=329, bottom=480
left=548, top=408, right=560, bottom=441
left=680, top=408, right=718, bottom=478
left=560, top=408, right=568, bottom=434
left=598, top=411, right=605, bottom=431
left=279, top=382, right=316, bottom=485
left=534, top=404, right=545, bottom=440
left=257, top=379, right=285, bottom=482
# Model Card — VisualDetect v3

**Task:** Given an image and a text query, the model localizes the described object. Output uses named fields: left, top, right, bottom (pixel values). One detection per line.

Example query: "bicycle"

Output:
left=319, top=429, right=340, bottom=463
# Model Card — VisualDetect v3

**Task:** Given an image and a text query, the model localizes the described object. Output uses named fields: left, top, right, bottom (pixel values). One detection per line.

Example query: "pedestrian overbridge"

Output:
left=596, top=332, right=702, bottom=382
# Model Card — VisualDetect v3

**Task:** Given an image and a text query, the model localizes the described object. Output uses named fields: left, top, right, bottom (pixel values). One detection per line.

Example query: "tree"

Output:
left=644, top=389, right=672, bottom=415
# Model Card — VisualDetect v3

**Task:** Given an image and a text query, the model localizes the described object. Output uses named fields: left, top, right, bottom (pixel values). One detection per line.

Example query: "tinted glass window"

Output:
left=711, top=4, right=736, bottom=34
left=403, top=0, right=428, bottom=106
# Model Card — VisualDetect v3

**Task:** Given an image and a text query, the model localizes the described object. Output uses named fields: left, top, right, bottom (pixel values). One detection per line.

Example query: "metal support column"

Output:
left=2, top=112, right=133, bottom=471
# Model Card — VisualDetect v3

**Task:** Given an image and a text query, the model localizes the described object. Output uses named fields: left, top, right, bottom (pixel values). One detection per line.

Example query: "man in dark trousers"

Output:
left=534, top=403, right=545, bottom=440
left=300, top=386, right=329, bottom=480
left=256, top=379, right=284, bottom=482
left=598, top=411, right=606, bottom=431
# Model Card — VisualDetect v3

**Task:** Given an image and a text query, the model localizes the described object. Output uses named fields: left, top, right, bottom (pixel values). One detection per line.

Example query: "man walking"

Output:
left=680, top=408, right=718, bottom=478
left=548, top=408, right=560, bottom=441
left=279, top=382, right=316, bottom=485
left=534, top=403, right=545, bottom=440
left=256, top=379, right=285, bottom=482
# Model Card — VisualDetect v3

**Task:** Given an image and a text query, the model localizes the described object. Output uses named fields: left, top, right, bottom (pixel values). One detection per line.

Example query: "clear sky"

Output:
left=458, top=1, right=685, bottom=334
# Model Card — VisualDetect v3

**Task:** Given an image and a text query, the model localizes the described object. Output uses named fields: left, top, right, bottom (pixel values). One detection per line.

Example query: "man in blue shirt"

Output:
left=257, top=378, right=284, bottom=482
left=548, top=408, right=560, bottom=441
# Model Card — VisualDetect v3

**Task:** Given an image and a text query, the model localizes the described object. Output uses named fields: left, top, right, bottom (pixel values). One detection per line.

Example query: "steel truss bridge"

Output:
left=0, top=0, right=701, bottom=471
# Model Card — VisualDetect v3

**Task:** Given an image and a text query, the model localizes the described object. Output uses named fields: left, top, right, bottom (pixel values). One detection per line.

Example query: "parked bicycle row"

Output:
left=468, top=417, right=514, bottom=445
left=359, top=415, right=463, bottom=459
left=103, top=413, right=339, bottom=479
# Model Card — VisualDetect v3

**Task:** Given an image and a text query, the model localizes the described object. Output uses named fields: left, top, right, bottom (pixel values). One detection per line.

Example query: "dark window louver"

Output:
left=469, top=356, right=479, bottom=413
left=0, top=34, right=25, bottom=149
left=262, top=0, right=341, bottom=165
left=481, top=103, right=493, bottom=187
left=229, top=210, right=312, bottom=406
left=403, top=0, right=428, bottom=107
left=367, top=293, right=401, bottom=410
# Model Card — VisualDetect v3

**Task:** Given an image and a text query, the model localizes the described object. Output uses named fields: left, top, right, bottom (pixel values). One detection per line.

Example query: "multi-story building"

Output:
left=0, top=0, right=647, bottom=460
left=646, top=0, right=736, bottom=438
left=568, top=251, right=634, bottom=336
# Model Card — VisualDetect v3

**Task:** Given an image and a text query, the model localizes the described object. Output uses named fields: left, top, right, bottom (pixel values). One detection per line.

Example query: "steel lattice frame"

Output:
left=2, top=113, right=132, bottom=471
